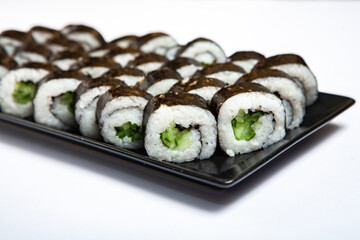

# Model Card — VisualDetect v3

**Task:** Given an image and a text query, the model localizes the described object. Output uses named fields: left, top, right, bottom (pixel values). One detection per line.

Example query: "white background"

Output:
left=0, top=1, right=359, bottom=239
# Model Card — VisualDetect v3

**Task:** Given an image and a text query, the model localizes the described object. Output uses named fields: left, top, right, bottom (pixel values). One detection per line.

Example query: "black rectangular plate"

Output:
left=0, top=92, right=355, bottom=188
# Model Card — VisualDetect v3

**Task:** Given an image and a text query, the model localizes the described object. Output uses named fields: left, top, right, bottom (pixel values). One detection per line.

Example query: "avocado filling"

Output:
left=54, top=91, right=75, bottom=114
left=160, top=122, right=192, bottom=151
left=13, top=81, right=36, bottom=104
left=231, top=110, right=264, bottom=141
left=115, top=122, right=141, bottom=142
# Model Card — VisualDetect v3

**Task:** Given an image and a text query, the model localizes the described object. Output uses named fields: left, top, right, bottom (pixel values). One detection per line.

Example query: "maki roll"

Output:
left=127, top=53, right=167, bottom=74
left=103, top=67, right=146, bottom=88
left=33, top=71, right=88, bottom=130
left=237, top=69, right=305, bottom=129
left=196, top=63, right=245, bottom=85
left=211, top=82, right=286, bottom=156
left=135, top=32, right=177, bottom=56
left=13, top=43, right=51, bottom=65
left=109, top=35, right=138, bottom=49
left=96, top=86, right=152, bottom=149
left=253, top=54, right=318, bottom=106
left=0, top=30, right=32, bottom=56
left=105, top=47, right=141, bottom=67
left=229, top=51, right=265, bottom=73
left=71, top=57, right=120, bottom=78
left=29, top=26, right=60, bottom=44
left=45, top=36, right=84, bottom=54
left=0, top=62, right=58, bottom=118
left=170, top=77, right=225, bottom=103
left=75, top=77, right=124, bottom=139
left=143, top=92, right=217, bottom=162
left=164, top=57, right=203, bottom=82
left=50, top=49, right=87, bottom=71
left=144, top=67, right=182, bottom=96
left=177, top=38, right=227, bottom=65
left=61, top=24, right=105, bottom=51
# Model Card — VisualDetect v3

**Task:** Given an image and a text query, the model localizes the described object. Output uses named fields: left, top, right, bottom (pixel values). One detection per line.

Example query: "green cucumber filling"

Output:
left=231, top=110, right=264, bottom=141
left=160, top=122, right=192, bottom=151
left=55, top=91, right=75, bottom=113
left=12, top=81, right=36, bottom=104
left=115, top=122, right=141, bottom=142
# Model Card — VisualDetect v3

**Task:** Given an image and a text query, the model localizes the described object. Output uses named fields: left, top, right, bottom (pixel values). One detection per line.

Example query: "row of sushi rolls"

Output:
left=0, top=24, right=318, bottom=163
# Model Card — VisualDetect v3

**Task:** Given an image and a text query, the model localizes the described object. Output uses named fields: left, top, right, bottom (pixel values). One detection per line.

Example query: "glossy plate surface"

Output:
left=0, top=92, right=355, bottom=188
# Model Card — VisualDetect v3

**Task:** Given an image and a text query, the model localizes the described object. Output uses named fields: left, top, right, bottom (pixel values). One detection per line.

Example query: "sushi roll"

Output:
left=0, top=62, right=58, bottom=118
left=50, top=49, right=87, bottom=71
left=13, top=43, right=51, bottom=65
left=165, top=45, right=182, bottom=60
left=211, top=82, right=286, bottom=156
left=135, top=32, right=177, bottom=56
left=96, top=86, right=152, bottom=149
left=103, top=67, right=146, bottom=88
left=127, top=53, right=167, bottom=74
left=237, top=69, right=306, bottom=129
left=45, top=36, right=84, bottom=54
left=164, top=57, right=203, bottom=82
left=33, top=71, right=89, bottom=130
left=143, top=92, right=217, bottom=162
left=75, top=77, right=124, bottom=139
left=29, top=26, right=60, bottom=44
left=176, top=38, right=227, bottom=65
left=61, top=24, right=105, bottom=51
left=0, top=30, right=32, bottom=56
left=170, top=77, right=225, bottom=103
left=229, top=51, right=265, bottom=73
left=196, top=63, right=245, bottom=85
left=106, top=47, right=141, bottom=67
left=144, top=67, right=182, bottom=96
left=253, top=54, right=318, bottom=106
left=70, top=57, right=121, bottom=78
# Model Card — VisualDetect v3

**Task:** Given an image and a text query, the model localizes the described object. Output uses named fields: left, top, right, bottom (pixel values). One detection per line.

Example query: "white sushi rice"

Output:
left=136, top=62, right=163, bottom=74
left=165, top=45, right=181, bottom=60
left=206, top=71, right=244, bottom=85
left=253, top=76, right=305, bottom=129
left=113, top=53, right=139, bottom=67
left=179, top=40, right=227, bottom=64
left=13, top=52, right=47, bottom=65
left=89, top=49, right=110, bottom=58
left=75, top=86, right=110, bottom=139
left=140, top=35, right=177, bottom=56
left=0, top=68, right=50, bottom=117
left=114, top=75, right=145, bottom=87
left=146, top=79, right=178, bottom=96
left=0, top=65, right=9, bottom=79
left=34, top=78, right=81, bottom=130
left=145, top=105, right=217, bottom=163
left=231, top=59, right=260, bottom=73
left=114, top=39, right=133, bottom=49
left=65, top=32, right=102, bottom=51
left=31, top=31, right=53, bottom=44
left=52, top=59, right=78, bottom=71
left=99, top=96, right=149, bottom=149
left=80, top=66, right=110, bottom=78
left=218, top=92, right=285, bottom=156
left=188, top=86, right=221, bottom=103
left=0, top=36, right=22, bottom=56
left=176, top=65, right=202, bottom=83
left=271, top=64, right=318, bottom=106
